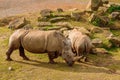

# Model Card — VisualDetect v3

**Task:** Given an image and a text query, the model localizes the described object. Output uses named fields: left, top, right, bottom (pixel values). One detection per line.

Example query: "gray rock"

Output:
left=109, top=21, right=120, bottom=30
left=53, top=22, right=73, bottom=29
left=37, top=22, right=52, bottom=27
left=57, top=8, right=64, bottom=12
left=102, top=0, right=109, bottom=4
left=92, top=48, right=108, bottom=54
left=8, top=17, right=29, bottom=30
left=97, top=7, right=108, bottom=15
left=40, top=9, right=53, bottom=17
left=53, top=14, right=71, bottom=18
left=49, top=17, right=67, bottom=23
left=110, top=12, right=120, bottom=20
left=71, top=12, right=82, bottom=21
left=91, top=0, right=103, bottom=11
left=109, top=36, right=120, bottom=47
left=92, top=38, right=103, bottom=48
left=90, top=14, right=110, bottom=27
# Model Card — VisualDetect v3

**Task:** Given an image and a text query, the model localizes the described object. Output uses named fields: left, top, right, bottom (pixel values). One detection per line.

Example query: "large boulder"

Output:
left=40, top=9, right=53, bottom=17
left=92, top=38, right=103, bottom=48
left=8, top=18, right=30, bottom=30
left=90, top=14, right=110, bottom=27
left=91, top=0, right=103, bottom=11
left=71, top=12, right=84, bottom=21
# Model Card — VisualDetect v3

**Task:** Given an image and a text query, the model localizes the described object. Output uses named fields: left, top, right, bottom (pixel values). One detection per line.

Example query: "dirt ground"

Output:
left=0, top=0, right=89, bottom=18
left=0, top=0, right=120, bottom=80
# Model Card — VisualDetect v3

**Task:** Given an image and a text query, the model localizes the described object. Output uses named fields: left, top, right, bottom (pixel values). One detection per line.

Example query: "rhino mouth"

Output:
left=65, top=60, right=74, bottom=67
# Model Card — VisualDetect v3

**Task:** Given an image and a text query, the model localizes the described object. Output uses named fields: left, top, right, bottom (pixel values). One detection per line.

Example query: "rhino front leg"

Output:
left=19, top=46, right=29, bottom=60
left=83, top=54, right=89, bottom=62
left=6, top=47, right=14, bottom=61
left=48, top=52, right=58, bottom=64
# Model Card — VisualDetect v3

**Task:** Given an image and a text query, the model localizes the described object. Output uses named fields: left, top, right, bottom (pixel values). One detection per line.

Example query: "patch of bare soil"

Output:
left=0, top=0, right=89, bottom=18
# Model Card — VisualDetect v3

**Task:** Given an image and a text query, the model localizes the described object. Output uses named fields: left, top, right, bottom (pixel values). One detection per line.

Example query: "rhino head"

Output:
left=62, top=38, right=81, bottom=66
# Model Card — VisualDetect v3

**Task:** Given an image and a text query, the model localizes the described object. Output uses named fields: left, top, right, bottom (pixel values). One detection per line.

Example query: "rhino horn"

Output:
left=73, top=56, right=83, bottom=61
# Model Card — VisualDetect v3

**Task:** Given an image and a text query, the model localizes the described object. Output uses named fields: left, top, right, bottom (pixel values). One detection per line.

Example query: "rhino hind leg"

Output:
left=48, top=52, right=58, bottom=64
left=84, top=57, right=89, bottom=62
left=6, top=47, right=14, bottom=61
left=19, top=46, right=29, bottom=60
left=76, top=47, right=84, bottom=62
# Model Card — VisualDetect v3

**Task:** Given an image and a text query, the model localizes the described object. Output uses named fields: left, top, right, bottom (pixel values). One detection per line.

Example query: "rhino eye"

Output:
left=67, top=55, right=70, bottom=57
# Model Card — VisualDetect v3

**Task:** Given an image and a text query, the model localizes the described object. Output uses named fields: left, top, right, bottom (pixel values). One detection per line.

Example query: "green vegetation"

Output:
left=0, top=1, right=120, bottom=79
left=0, top=19, right=120, bottom=80
left=91, top=17, right=101, bottom=26
left=107, top=5, right=120, bottom=13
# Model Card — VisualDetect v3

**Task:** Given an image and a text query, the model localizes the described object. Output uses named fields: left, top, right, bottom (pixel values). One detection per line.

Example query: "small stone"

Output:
left=57, top=8, right=64, bottom=12
left=8, top=67, right=13, bottom=71
left=40, top=9, right=53, bottom=17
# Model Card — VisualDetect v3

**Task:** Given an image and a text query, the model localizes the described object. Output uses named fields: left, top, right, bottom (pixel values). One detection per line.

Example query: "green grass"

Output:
left=0, top=26, right=120, bottom=80
left=1, top=4, right=120, bottom=79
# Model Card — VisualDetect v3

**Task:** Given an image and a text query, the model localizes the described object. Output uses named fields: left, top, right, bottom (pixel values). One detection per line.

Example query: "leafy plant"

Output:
left=91, top=17, right=101, bottom=26
left=107, top=5, right=120, bottom=13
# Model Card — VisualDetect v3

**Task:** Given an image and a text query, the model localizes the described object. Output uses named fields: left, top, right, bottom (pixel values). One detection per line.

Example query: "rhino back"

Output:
left=21, top=30, right=64, bottom=53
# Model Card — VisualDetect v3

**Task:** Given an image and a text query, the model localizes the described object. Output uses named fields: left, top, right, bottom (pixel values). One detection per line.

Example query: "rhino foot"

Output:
left=23, top=57, right=30, bottom=61
left=84, top=58, right=89, bottom=62
left=48, top=61, right=57, bottom=64
left=6, top=58, right=13, bottom=61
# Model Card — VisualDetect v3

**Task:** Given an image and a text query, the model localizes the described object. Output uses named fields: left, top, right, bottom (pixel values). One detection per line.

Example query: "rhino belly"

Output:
left=21, top=35, right=46, bottom=53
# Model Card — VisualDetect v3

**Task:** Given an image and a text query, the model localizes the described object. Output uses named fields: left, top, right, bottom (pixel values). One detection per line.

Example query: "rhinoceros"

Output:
left=68, top=29, right=92, bottom=62
left=6, top=29, right=80, bottom=66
